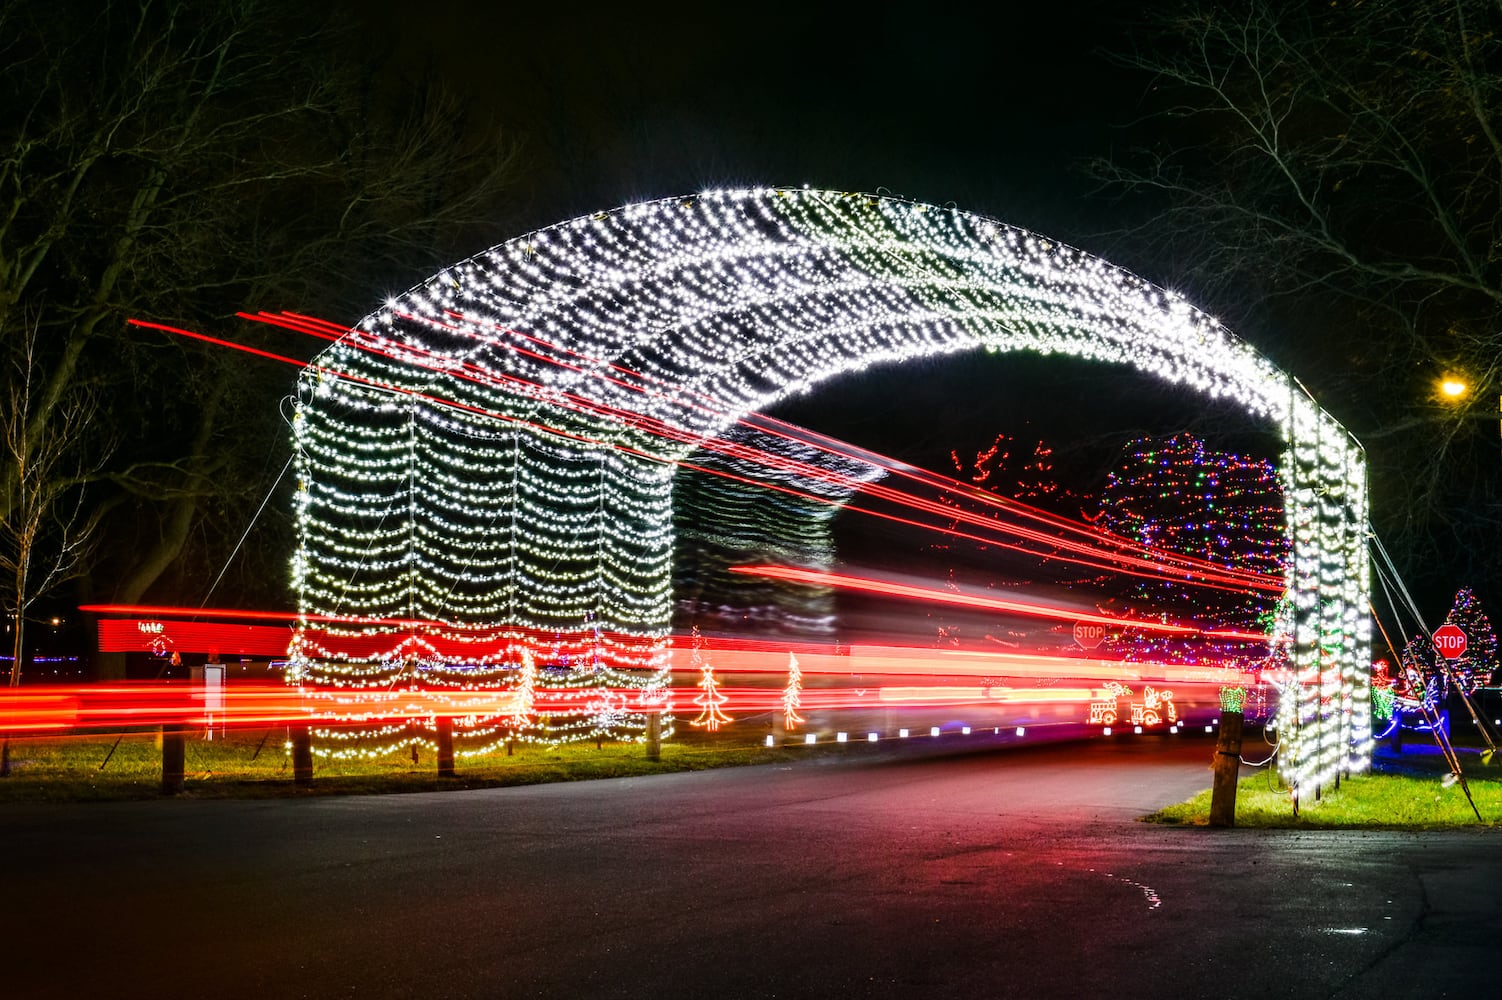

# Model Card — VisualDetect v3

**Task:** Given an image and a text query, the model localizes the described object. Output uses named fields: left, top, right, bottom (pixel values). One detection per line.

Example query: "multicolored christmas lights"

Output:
left=1096, top=433, right=1292, bottom=679
left=1439, top=588, right=1498, bottom=692
left=290, top=187, right=1370, bottom=788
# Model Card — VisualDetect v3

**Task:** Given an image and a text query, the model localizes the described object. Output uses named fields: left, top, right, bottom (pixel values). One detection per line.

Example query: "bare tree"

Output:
left=1091, top=0, right=1502, bottom=602
left=2, top=323, right=109, bottom=685
left=0, top=0, right=519, bottom=643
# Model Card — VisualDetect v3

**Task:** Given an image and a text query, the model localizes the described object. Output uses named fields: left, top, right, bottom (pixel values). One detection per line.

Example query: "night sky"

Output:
left=349, top=0, right=1208, bottom=459
left=342, top=2, right=1338, bottom=617
left=353, top=1, right=1152, bottom=245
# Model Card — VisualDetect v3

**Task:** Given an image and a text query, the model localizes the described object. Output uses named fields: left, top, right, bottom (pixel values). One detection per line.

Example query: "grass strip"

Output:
left=0, top=728, right=857, bottom=802
left=1145, top=763, right=1502, bottom=829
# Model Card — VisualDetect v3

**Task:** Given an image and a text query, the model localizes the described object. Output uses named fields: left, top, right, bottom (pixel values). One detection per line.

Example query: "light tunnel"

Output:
left=290, top=187, right=1371, bottom=789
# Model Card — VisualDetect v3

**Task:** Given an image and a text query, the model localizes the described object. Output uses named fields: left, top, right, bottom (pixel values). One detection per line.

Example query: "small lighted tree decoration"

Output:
left=689, top=628, right=733, bottom=731
left=781, top=652, right=805, bottom=731
left=509, top=647, right=537, bottom=734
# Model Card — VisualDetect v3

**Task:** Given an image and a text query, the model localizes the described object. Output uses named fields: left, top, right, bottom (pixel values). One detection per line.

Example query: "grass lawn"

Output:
left=0, top=726, right=834, bottom=802
left=1146, top=752, right=1502, bottom=829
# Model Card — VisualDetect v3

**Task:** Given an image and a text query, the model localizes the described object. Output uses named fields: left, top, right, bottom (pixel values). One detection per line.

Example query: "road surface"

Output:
left=3, top=735, right=1496, bottom=998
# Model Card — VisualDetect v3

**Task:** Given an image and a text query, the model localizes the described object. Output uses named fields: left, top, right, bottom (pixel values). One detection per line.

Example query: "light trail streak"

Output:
left=77, top=606, right=1264, bottom=691
left=124, top=312, right=1285, bottom=723
left=728, top=565, right=1278, bottom=642
left=0, top=673, right=1240, bottom=733
left=14, top=603, right=1261, bottom=737
left=415, top=307, right=1282, bottom=593
left=683, top=642, right=1260, bottom=686
left=213, top=311, right=1284, bottom=597
left=80, top=602, right=601, bottom=632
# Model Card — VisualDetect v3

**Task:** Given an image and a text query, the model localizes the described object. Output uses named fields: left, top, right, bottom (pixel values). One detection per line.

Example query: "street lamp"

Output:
left=1437, top=373, right=1502, bottom=444
left=1439, top=377, right=1468, bottom=400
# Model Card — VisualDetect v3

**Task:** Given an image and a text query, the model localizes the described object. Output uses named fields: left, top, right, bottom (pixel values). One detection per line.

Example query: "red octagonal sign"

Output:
left=1073, top=621, right=1106, bottom=650
left=1433, top=623, right=1468, bottom=659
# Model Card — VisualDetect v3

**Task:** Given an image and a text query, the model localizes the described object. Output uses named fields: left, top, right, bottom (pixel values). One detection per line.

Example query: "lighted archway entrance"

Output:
left=290, top=188, right=1370, bottom=788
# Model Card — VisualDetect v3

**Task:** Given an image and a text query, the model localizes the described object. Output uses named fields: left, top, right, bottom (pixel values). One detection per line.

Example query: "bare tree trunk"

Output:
left=2, top=604, right=19, bottom=776
left=9, top=605, right=23, bottom=687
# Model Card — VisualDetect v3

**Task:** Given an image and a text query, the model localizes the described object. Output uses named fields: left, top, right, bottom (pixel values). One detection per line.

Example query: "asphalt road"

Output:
left=3, top=735, right=1496, bottom=999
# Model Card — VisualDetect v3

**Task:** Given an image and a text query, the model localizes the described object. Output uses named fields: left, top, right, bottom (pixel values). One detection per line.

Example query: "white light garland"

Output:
left=291, top=187, right=1369, bottom=787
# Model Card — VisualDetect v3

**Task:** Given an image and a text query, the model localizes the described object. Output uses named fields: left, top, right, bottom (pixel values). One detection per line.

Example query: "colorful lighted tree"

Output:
left=1097, top=432, right=1288, bottom=671
left=1440, top=588, right=1498, bottom=691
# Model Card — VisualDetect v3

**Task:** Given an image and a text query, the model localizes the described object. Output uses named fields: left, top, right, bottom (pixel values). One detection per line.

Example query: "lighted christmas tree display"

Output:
left=1101, top=433, right=1286, bottom=590
left=688, top=628, right=733, bottom=731
left=781, top=652, right=805, bottom=731
left=1097, top=433, right=1288, bottom=671
left=1440, top=588, right=1498, bottom=691
left=1393, top=633, right=1444, bottom=713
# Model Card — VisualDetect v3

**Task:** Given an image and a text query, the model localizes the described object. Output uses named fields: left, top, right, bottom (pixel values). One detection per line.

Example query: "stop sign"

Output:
left=1073, top=621, right=1106, bottom=650
left=1433, top=623, right=1468, bottom=659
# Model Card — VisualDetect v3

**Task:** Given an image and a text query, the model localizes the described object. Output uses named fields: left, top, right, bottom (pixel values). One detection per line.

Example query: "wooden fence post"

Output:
left=1209, top=710, right=1245, bottom=827
left=161, top=725, right=185, bottom=795
left=290, top=724, right=314, bottom=787
left=436, top=716, right=455, bottom=777
left=645, top=712, right=661, bottom=761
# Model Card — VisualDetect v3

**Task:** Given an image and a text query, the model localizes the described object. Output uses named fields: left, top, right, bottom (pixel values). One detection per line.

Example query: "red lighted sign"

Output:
left=97, top=619, right=292, bottom=656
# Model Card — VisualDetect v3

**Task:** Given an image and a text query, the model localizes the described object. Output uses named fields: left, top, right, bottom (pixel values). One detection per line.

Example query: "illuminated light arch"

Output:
left=291, top=187, right=1370, bottom=788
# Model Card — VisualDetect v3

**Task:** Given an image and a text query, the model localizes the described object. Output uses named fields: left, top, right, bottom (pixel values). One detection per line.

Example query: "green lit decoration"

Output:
left=1219, top=686, right=1249, bottom=713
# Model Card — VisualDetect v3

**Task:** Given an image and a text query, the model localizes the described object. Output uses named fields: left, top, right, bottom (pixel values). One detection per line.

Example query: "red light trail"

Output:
left=144, top=313, right=1286, bottom=601
left=122, top=312, right=1286, bottom=736
left=417, top=305, right=1280, bottom=593
left=727, top=565, right=1279, bottom=642
left=2, top=631, right=1255, bottom=734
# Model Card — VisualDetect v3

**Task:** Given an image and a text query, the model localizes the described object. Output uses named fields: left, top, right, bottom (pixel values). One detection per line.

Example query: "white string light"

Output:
left=291, top=187, right=1370, bottom=787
